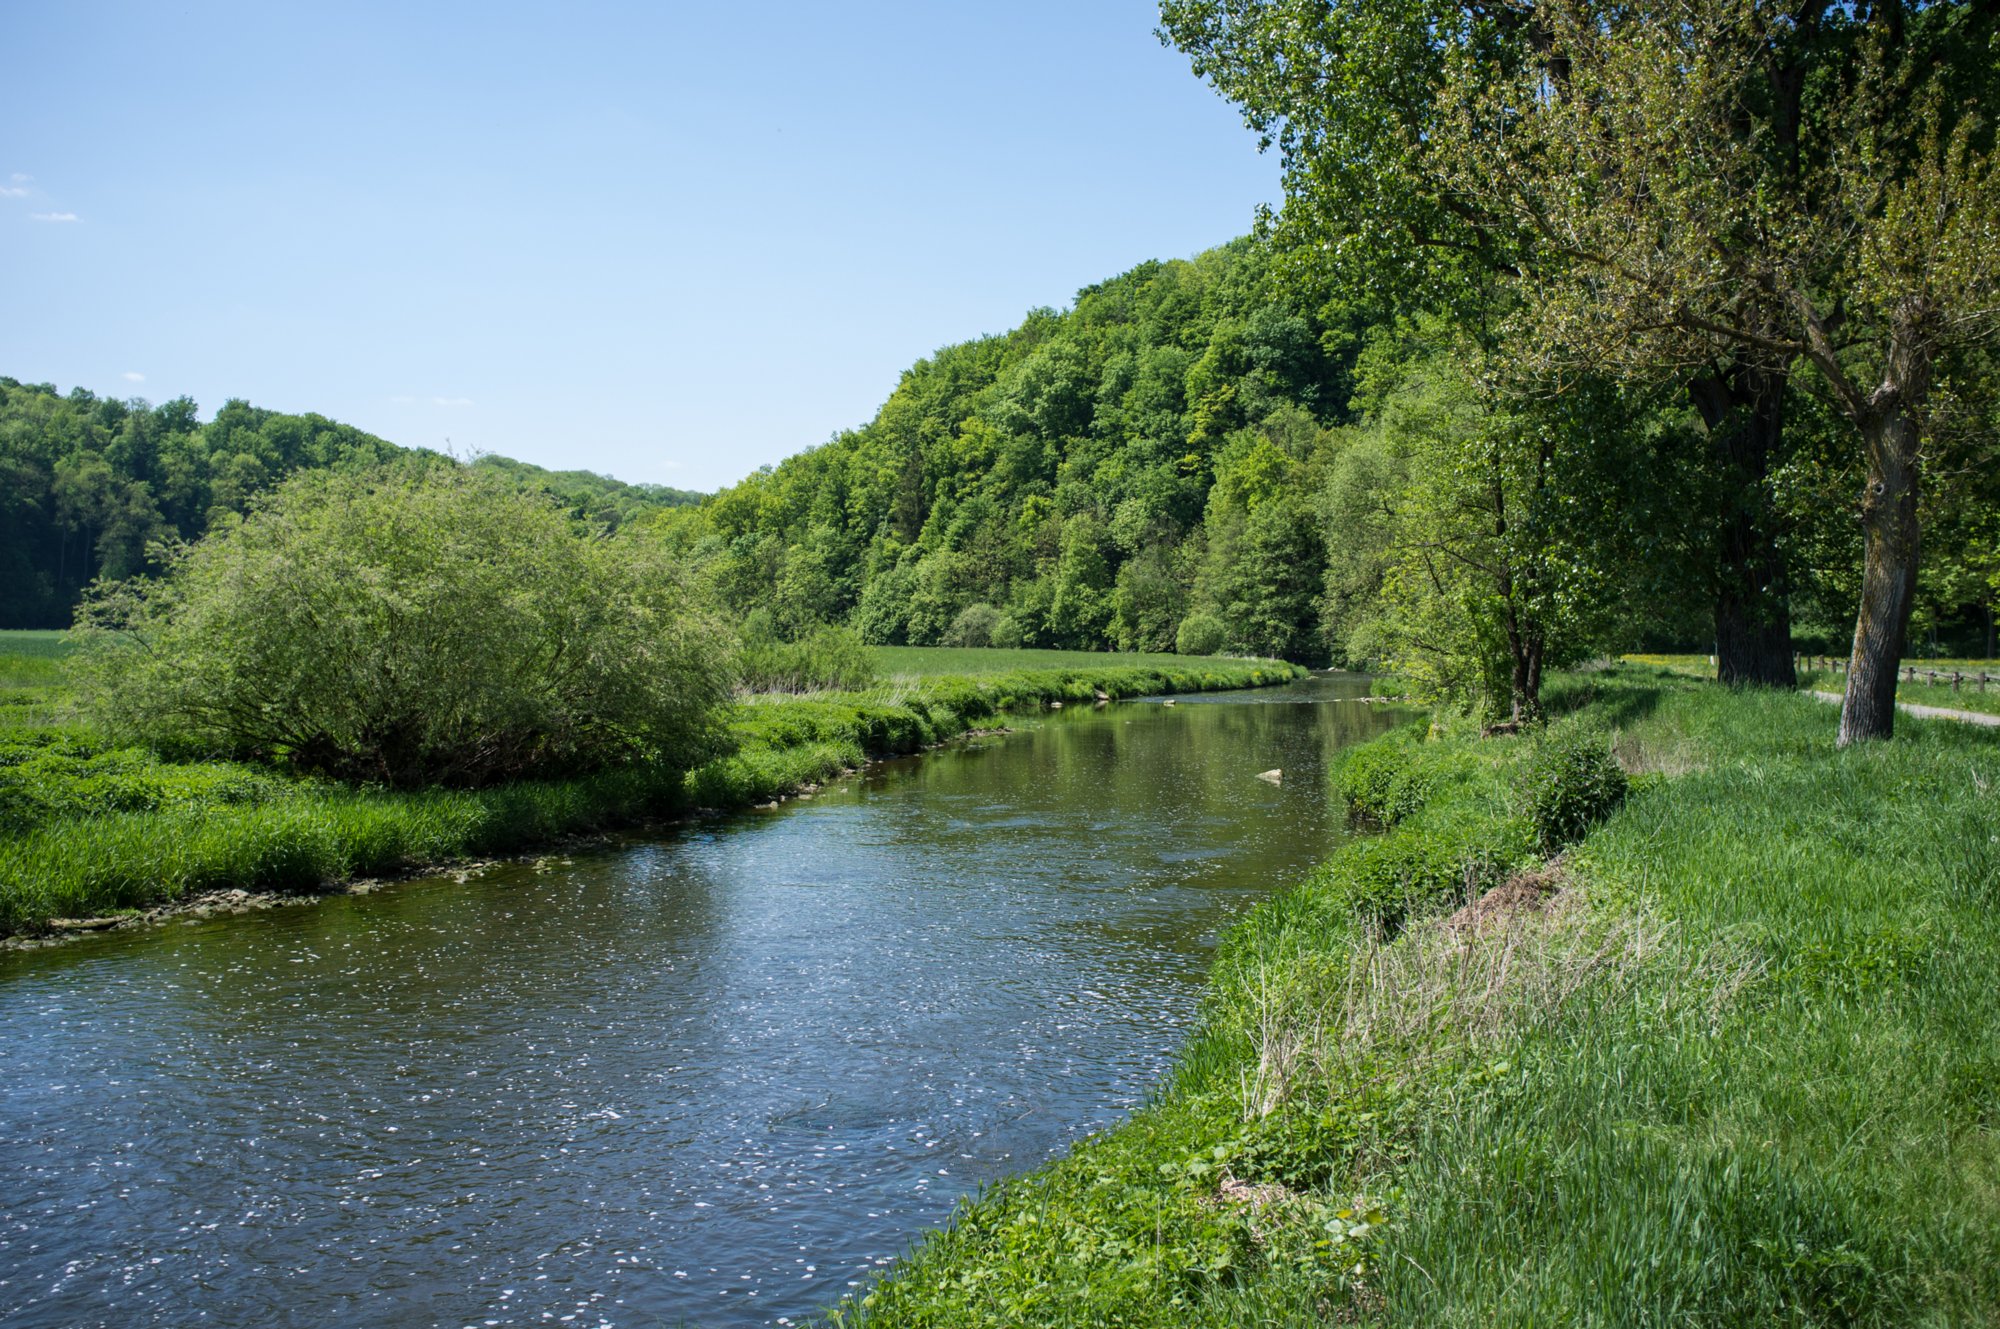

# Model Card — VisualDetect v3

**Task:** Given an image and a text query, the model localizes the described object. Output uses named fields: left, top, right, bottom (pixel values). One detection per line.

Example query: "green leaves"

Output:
left=70, top=463, right=733, bottom=788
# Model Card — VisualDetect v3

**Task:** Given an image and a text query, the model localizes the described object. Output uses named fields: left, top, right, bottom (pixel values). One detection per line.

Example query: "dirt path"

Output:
left=1810, top=691, right=2000, bottom=728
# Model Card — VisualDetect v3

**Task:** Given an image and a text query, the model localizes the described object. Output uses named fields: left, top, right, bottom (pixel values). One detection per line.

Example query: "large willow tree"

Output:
left=1163, top=0, right=2000, bottom=740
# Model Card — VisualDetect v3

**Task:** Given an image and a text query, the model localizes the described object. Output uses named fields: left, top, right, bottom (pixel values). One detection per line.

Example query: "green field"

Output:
left=0, top=629, right=72, bottom=658
left=869, top=646, right=1253, bottom=679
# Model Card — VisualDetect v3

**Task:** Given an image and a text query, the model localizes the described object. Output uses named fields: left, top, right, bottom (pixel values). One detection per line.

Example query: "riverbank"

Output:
left=0, top=653, right=1300, bottom=939
left=835, top=665, right=2000, bottom=1326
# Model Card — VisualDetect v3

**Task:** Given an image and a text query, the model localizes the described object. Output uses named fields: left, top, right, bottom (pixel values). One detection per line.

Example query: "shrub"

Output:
left=1332, top=728, right=1428, bottom=826
left=734, top=624, right=879, bottom=693
left=941, top=603, right=1003, bottom=648
left=70, top=463, right=733, bottom=788
left=1522, top=724, right=1629, bottom=852
left=1176, top=610, right=1227, bottom=656
left=989, top=612, right=1025, bottom=650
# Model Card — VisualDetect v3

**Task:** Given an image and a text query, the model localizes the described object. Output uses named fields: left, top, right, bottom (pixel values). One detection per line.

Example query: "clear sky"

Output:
left=3, top=2, right=1278, bottom=492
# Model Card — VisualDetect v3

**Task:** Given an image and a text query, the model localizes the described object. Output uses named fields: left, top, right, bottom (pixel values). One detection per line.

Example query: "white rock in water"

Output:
left=1257, top=769, right=1283, bottom=784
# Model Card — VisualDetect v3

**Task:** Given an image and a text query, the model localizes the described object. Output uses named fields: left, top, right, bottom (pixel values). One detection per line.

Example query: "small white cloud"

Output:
left=658, top=459, right=686, bottom=470
left=0, top=186, right=27, bottom=199
left=30, top=211, right=78, bottom=223
left=9, top=174, right=29, bottom=183
left=123, top=371, right=145, bottom=383
left=432, top=396, right=473, bottom=407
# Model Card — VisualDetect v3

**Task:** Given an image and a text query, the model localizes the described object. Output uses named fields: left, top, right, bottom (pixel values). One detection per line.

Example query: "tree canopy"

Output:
left=1162, top=0, right=2000, bottom=736
left=0, top=378, right=701, bottom=629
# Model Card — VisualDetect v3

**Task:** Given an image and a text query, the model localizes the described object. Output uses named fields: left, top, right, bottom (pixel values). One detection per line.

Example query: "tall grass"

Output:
left=834, top=669, right=2000, bottom=1327
left=0, top=657, right=1301, bottom=934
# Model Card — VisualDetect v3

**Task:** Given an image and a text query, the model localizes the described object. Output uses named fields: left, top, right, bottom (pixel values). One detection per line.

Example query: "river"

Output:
left=0, top=673, right=1401, bottom=1328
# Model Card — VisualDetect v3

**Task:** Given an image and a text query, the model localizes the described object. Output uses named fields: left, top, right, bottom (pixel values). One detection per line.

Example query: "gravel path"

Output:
left=1810, top=691, right=2000, bottom=728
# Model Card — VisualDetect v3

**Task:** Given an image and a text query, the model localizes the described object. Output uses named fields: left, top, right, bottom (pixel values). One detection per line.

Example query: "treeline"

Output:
left=653, top=238, right=1997, bottom=711
left=1157, top=0, right=1999, bottom=742
left=0, top=377, right=700, bottom=628
left=655, top=239, right=1367, bottom=660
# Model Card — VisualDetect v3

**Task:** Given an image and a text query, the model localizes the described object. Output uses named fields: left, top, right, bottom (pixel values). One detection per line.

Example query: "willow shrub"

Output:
left=69, top=462, right=733, bottom=788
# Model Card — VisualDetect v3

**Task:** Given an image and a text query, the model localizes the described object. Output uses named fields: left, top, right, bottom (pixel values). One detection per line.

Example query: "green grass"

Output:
left=1627, top=652, right=2000, bottom=718
left=0, top=629, right=75, bottom=659
left=832, top=666, right=2000, bottom=1327
left=1882, top=680, right=2000, bottom=716
left=0, top=654, right=1304, bottom=935
left=869, top=645, right=1258, bottom=678
left=1799, top=665, right=2000, bottom=718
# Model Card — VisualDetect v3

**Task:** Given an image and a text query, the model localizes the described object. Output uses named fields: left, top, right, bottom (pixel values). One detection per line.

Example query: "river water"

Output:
left=0, top=674, right=1400, bottom=1328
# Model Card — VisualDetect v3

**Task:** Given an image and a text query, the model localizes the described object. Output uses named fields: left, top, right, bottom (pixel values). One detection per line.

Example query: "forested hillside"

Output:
left=0, top=378, right=700, bottom=628
left=654, top=239, right=1997, bottom=680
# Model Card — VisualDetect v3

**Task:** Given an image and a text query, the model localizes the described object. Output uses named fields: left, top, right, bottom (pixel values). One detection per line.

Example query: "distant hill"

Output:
left=0, top=377, right=701, bottom=628
left=655, top=238, right=1375, bottom=659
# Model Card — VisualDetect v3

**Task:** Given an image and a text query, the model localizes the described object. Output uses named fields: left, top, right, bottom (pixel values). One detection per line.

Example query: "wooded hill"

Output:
left=656, top=238, right=1371, bottom=660
left=654, top=239, right=1997, bottom=671
left=0, top=378, right=701, bottom=628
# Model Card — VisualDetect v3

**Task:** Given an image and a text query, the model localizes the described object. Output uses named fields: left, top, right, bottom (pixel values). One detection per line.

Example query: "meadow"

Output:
left=836, top=665, right=2000, bottom=1327
left=0, top=630, right=1298, bottom=936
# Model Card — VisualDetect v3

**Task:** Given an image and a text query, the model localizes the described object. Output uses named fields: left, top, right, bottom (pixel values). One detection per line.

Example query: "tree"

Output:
left=1164, top=0, right=2000, bottom=733
left=1145, top=4, right=1737, bottom=688
left=72, top=463, right=732, bottom=788
left=1421, top=0, right=2000, bottom=739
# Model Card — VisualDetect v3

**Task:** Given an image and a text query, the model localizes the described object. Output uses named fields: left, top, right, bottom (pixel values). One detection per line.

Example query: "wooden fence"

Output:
left=1798, top=657, right=1997, bottom=693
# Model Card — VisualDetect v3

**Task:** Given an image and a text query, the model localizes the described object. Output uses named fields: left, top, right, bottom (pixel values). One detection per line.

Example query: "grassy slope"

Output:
left=0, top=635, right=1300, bottom=935
left=837, top=666, right=2000, bottom=1327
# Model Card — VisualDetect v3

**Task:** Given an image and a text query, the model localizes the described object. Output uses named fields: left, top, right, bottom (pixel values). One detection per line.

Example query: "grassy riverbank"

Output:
left=0, top=634, right=1299, bottom=936
left=836, top=666, right=2000, bottom=1327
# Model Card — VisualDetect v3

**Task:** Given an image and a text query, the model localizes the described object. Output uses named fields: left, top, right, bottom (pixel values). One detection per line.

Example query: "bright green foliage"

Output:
left=1161, top=0, right=2000, bottom=730
left=1174, top=611, right=1227, bottom=657
left=831, top=671, right=2000, bottom=1327
left=70, top=463, right=732, bottom=788
left=653, top=242, right=1370, bottom=660
left=1323, top=335, right=1702, bottom=719
left=940, top=603, right=1003, bottom=648
left=0, top=378, right=698, bottom=630
left=1520, top=721, right=1629, bottom=853
left=737, top=624, right=881, bottom=694
left=0, top=733, right=281, bottom=838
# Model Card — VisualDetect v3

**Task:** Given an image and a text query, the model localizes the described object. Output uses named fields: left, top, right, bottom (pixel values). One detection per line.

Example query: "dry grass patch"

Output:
left=1241, top=865, right=1759, bottom=1120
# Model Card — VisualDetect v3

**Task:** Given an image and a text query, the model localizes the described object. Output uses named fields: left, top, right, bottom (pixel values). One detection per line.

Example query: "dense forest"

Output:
left=653, top=238, right=1997, bottom=691
left=0, top=378, right=699, bottom=628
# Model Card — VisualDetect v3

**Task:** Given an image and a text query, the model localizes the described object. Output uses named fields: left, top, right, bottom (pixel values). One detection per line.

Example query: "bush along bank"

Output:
left=829, top=666, right=2000, bottom=1328
left=0, top=658, right=1299, bottom=938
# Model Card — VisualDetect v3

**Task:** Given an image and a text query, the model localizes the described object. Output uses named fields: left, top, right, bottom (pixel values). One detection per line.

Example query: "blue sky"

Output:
left=3, top=2, right=1278, bottom=492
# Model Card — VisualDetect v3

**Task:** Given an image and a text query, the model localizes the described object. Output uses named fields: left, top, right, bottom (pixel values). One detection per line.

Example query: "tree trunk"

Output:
left=1839, top=417, right=1921, bottom=744
left=1690, top=366, right=1796, bottom=688
left=1510, top=632, right=1544, bottom=725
